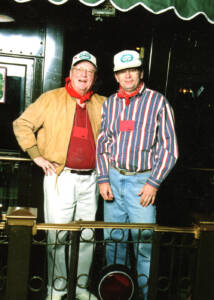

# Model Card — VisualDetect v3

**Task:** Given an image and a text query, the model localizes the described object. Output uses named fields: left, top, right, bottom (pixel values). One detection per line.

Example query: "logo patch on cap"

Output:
left=121, top=54, right=133, bottom=63
left=79, top=52, right=91, bottom=60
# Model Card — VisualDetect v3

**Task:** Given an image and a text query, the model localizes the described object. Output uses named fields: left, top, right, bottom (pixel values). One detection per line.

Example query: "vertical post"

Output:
left=67, top=230, right=81, bottom=300
left=192, top=222, right=214, bottom=300
left=148, top=230, right=161, bottom=300
left=5, top=207, right=37, bottom=300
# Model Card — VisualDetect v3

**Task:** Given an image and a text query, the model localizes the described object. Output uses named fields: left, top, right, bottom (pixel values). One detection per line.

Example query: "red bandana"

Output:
left=117, top=82, right=143, bottom=106
left=65, top=77, right=93, bottom=104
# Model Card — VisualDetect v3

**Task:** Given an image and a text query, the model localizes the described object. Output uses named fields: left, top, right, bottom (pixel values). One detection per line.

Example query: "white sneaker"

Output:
left=45, top=294, right=63, bottom=300
left=76, top=291, right=98, bottom=300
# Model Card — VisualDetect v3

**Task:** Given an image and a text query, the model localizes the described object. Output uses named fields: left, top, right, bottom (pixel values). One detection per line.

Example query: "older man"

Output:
left=96, top=50, right=178, bottom=300
left=13, top=51, right=106, bottom=300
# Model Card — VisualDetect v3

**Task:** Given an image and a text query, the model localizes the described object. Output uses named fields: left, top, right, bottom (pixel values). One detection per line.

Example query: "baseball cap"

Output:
left=71, top=51, right=97, bottom=68
left=113, top=50, right=142, bottom=72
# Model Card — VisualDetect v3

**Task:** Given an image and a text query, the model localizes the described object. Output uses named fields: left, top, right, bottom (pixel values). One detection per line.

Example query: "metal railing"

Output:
left=0, top=208, right=214, bottom=300
left=0, top=156, right=214, bottom=300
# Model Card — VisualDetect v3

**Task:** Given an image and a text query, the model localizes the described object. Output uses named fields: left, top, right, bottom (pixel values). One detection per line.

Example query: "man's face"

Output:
left=114, top=67, right=143, bottom=94
left=70, top=61, right=96, bottom=95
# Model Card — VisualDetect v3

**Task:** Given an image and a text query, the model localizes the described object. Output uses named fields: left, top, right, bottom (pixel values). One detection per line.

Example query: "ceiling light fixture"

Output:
left=92, top=1, right=116, bottom=22
left=0, top=14, right=15, bottom=23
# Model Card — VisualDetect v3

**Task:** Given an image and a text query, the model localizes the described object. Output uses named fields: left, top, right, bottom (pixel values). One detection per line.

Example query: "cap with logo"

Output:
left=71, top=51, right=97, bottom=68
left=113, top=50, right=142, bottom=72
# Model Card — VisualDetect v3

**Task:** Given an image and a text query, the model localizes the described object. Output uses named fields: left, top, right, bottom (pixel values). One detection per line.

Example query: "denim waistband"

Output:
left=110, top=165, right=151, bottom=176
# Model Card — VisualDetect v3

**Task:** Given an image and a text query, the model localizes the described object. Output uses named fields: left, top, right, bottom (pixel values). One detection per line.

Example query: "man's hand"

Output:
left=138, top=184, right=157, bottom=207
left=99, top=183, right=114, bottom=201
left=33, top=156, right=59, bottom=175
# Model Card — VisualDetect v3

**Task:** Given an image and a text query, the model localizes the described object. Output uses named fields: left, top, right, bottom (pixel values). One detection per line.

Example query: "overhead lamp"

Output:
left=14, top=0, right=32, bottom=2
left=92, top=1, right=116, bottom=21
left=0, top=14, right=15, bottom=23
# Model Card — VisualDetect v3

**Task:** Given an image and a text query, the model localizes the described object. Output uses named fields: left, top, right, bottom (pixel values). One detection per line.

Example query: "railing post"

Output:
left=148, top=230, right=161, bottom=300
left=5, top=207, right=37, bottom=300
left=67, top=229, right=81, bottom=300
left=192, top=221, right=214, bottom=300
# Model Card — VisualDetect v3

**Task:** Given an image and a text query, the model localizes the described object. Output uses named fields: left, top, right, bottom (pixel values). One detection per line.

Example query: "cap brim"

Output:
left=114, top=61, right=142, bottom=72
left=72, top=58, right=97, bottom=68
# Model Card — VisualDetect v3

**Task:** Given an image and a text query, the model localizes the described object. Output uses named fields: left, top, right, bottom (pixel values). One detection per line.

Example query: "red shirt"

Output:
left=65, top=104, right=95, bottom=169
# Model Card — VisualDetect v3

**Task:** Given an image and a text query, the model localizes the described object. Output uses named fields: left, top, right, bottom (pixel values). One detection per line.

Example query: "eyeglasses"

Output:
left=72, top=67, right=96, bottom=76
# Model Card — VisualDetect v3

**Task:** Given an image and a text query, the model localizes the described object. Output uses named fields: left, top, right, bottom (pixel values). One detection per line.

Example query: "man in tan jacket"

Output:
left=13, top=51, right=106, bottom=300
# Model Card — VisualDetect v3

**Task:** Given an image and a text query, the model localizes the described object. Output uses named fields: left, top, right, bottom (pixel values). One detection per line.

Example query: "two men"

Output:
left=96, top=50, right=178, bottom=299
left=13, top=51, right=105, bottom=300
left=13, top=48, right=178, bottom=300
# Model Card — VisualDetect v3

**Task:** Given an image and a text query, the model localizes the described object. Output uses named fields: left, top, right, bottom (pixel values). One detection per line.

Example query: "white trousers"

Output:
left=44, top=169, right=98, bottom=297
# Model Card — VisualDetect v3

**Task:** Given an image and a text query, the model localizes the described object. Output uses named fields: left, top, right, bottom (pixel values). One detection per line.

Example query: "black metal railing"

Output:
left=0, top=157, right=214, bottom=300
left=1, top=210, right=212, bottom=300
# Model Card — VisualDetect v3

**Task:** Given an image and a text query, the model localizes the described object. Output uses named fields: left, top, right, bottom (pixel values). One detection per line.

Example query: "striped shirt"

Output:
left=96, top=83, right=178, bottom=189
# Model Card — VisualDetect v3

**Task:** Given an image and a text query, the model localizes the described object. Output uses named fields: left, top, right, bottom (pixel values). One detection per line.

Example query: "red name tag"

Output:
left=119, top=120, right=135, bottom=132
left=73, top=126, right=88, bottom=140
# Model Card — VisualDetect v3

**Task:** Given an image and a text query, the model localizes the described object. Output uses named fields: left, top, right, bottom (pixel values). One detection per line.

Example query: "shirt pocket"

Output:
left=137, top=121, right=157, bottom=151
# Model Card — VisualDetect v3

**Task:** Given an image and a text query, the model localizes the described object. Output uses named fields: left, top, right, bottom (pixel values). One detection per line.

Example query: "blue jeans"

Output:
left=104, top=167, right=156, bottom=300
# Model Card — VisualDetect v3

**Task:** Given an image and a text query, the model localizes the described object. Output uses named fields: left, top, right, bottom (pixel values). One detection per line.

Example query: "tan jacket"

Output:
left=13, top=87, right=106, bottom=174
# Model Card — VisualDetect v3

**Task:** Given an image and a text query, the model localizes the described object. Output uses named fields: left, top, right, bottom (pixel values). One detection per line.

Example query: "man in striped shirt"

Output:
left=96, top=50, right=178, bottom=300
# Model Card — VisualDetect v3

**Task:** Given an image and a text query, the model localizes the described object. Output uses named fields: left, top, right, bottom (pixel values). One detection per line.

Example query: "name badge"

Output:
left=119, top=120, right=135, bottom=132
left=73, top=126, right=88, bottom=140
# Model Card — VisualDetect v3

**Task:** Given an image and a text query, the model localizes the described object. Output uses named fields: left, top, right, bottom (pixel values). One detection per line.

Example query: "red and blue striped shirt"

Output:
left=96, top=83, right=178, bottom=189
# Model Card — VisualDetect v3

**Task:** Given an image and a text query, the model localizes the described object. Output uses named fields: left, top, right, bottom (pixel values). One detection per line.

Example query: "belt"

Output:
left=111, top=165, right=151, bottom=176
left=69, top=169, right=94, bottom=175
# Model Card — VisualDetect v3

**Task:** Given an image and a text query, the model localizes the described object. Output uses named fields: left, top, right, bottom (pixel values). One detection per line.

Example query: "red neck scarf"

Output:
left=117, top=82, right=143, bottom=106
left=65, top=77, right=93, bottom=104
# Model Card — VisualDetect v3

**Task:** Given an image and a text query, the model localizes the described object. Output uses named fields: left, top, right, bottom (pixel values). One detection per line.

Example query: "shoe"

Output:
left=45, top=294, right=63, bottom=300
left=76, top=291, right=98, bottom=300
